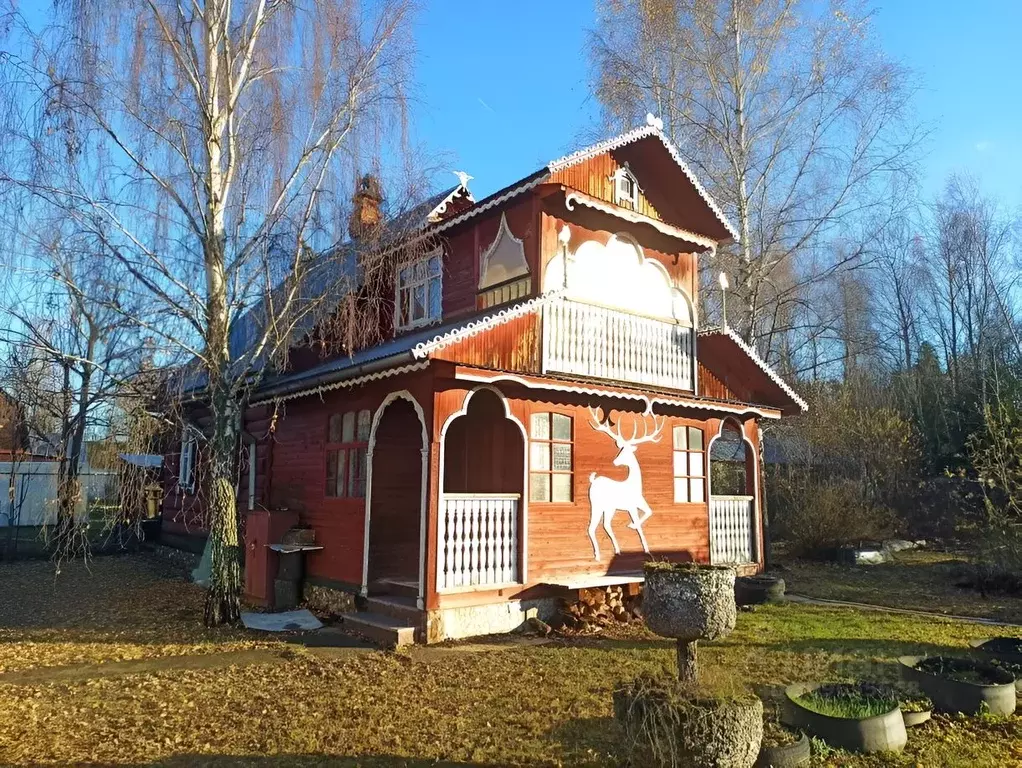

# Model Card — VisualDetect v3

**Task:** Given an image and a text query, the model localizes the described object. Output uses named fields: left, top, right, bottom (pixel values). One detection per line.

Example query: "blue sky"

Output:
left=412, top=1, right=1022, bottom=208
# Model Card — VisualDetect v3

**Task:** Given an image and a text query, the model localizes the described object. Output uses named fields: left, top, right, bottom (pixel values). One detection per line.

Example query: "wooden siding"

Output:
left=698, top=360, right=746, bottom=402
left=549, top=152, right=665, bottom=223
left=430, top=311, right=541, bottom=374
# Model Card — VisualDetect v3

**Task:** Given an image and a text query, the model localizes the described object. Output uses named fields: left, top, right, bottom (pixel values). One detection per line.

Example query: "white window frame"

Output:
left=672, top=425, right=705, bottom=504
left=611, top=164, right=640, bottom=209
left=180, top=432, right=197, bottom=494
left=395, top=248, right=443, bottom=332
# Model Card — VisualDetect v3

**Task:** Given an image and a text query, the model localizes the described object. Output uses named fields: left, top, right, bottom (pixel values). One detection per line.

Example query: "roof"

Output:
left=697, top=326, right=807, bottom=415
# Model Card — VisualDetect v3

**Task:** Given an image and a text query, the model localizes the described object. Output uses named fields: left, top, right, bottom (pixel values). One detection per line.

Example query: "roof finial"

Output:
left=645, top=112, right=664, bottom=131
left=452, top=170, right=474, bottom=190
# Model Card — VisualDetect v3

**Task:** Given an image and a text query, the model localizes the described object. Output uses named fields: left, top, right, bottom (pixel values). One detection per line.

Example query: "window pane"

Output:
left=690, top=477, right=705, bottom=503
left=674, top=477, right=689, bottom=503
left=673, top=425, right=687, bottom=450
left=342, top=412, right=355, bottom=443
left=326, top=450, right=338, bottom=496
left=357, top=410, right=371, bottom=441
left=530, top=413, right=550, bottom=439
left=552, top=473, right=572, bottom=502
left=689, top=427, right=703, bottom=451
left=429, top=276, right=442, bottom=319
left=552, top=413, right=571, bottom=441
left=552, top=443, right=572, bottom=471
left=673, top=450, right=687, bottom=478
left=399, top=288, right=411, bottom=326
left=399, top=266, right=411, bottom=286
left=689, top=452, right=704, bottom=479
left=328, top=414, right=343, bottom=443
left=349, top=447, right=367, bottom=498
left=414, top=261, right=426, bottom=281
left=530, top=442, right=550, bottom=470
left=413, top=284, right=426, bottom=320
left=428, top=253, right=442, bottom=276
left=530, top=472, right=550, bottom=502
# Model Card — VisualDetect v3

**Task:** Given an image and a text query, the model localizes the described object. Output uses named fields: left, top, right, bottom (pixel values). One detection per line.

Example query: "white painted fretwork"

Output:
left=543, top=298, right=693, bottom=391
left=586, top=406, right=665, bottom=561
left=709, top=495, right=755, bottom=564
left=437, top=494, right=520, bottom=590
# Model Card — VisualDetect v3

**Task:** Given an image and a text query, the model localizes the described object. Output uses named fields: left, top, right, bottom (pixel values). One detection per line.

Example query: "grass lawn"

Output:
left=0, top=553, right=1020, bottom=766
left=780, top=548, right=1022, bottom=625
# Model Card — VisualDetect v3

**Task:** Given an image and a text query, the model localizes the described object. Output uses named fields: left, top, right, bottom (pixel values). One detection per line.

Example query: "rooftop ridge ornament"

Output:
left=645, top=112, right=664, bottom=131
left=452, top=170, right=474, bottom=190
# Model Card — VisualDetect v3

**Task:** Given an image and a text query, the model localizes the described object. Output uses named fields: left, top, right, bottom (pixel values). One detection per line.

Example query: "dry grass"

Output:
left=0, top=553, right=1020, bottom=766
left=780, top=549, right=1022, bottom=624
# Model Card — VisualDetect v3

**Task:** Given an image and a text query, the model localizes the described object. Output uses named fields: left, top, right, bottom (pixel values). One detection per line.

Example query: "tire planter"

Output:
left=782, top=684, right=907, bottom=754
left=756, top=731, right=810, bottom=767
left=900, top=708, right=932, bottom=727
left=970, top=638, right=1022, bottom=694
left=615, top=682, right=763, bottom=768
left=736, top=575, right=786, bottom=605
left=899, top=656, right=1016, bottom=716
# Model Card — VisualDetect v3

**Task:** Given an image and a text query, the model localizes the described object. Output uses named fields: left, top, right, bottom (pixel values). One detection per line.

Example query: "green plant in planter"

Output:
left=642, top=561, right=737, bottom=682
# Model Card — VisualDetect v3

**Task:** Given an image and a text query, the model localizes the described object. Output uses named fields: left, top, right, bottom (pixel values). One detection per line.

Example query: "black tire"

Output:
left=757, top=732, right=810, bottom=767
left=737, top=575, right=786, bottom=605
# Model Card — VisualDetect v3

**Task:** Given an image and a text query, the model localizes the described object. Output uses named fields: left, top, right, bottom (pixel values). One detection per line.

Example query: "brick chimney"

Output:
left=348, top=174, right=383, bottom=241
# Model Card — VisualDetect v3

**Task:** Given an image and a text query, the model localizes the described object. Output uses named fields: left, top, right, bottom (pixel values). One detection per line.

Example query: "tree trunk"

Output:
left=203, top=386, right=241, bottom=626
left=677, top=639, right=697, bottom=683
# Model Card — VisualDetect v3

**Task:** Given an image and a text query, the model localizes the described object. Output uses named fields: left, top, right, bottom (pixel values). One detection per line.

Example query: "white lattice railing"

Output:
left=437, top=494, right=520, bottom=591
left=542, top=299, right=693, bottom=391
left=709, top=495, right=756, bottom=564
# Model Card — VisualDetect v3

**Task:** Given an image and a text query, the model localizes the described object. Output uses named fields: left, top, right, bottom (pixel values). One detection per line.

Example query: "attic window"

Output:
left=611, top=164, right=640, bottom=209
left=478, top=213, right=530, bottom=306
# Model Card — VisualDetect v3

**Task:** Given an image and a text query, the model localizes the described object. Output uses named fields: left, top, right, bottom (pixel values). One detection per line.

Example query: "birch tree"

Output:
left=0, top=0, right=416, bottom=624
left=592, top=0, right=921, bottom=359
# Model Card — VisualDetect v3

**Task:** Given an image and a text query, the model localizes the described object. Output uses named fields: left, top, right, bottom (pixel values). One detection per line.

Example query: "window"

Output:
left=612, top=164, right=640, bottom=209
left=396, top=250, right=442, bottom=330
left=673, top=425, right=705, bottom=503
left=530, top=412, right=573, bottom=502
left=179, top=433, right=197, bottom=493
left=479, top=276, right=531, bottom=309
left=326, top=409, right=371, bottom=499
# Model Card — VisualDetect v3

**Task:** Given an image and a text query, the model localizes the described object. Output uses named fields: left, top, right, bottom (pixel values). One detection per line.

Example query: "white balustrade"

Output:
left=709, top=495, right=756, bottom=564
left=542, top=299, right=693, bottom=391
left=438, top=494, right=520, bottom=591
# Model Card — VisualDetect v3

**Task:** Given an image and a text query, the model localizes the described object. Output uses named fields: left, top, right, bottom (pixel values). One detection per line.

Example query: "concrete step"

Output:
left=366, top=595, right=421, bottom=624
left=343, top=611, right=417, bottom=648
left=374, top=578, right=419, bottom=599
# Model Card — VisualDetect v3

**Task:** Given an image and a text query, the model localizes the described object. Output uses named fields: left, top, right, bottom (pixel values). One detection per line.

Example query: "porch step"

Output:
left=366, top=595, right=421, bottom=624
left=374, top=578, right=419, bottom=599
left=343, top=611, right=417, bottom=649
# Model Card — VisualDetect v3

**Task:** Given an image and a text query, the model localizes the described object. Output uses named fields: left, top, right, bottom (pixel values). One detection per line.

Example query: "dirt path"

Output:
left=786, top=593, right=1022, bottom=628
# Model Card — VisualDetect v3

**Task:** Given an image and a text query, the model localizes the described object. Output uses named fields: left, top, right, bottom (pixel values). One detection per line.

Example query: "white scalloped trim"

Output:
left=564, top=191, right=717, bottom=249
left=428, top=186, right=475, bottom=223
left=412, top=293, right=559, bottom=360
left=548, top=125, right=739, bottom=243
left=699, top=326, right=807, bottom=411
left=251, top=361, right=430, bottom=406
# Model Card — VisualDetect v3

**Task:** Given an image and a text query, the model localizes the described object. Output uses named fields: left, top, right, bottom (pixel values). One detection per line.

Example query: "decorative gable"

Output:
left=479, top=213, right=529, bottom=290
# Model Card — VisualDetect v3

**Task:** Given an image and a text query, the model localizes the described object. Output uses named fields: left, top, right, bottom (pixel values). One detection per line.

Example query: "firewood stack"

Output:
left=552, top=585, right=643, bottom=632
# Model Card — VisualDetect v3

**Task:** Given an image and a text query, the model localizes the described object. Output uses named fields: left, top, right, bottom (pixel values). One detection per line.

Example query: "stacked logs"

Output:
left=552, top=585, right=643, bottom=633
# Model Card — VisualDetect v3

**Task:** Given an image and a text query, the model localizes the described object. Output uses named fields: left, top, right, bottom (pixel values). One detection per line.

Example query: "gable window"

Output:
left=612, top=164, right=640, bottom=209
left=478, top=212, right=531, bottom=309
left=326, top=409, right=371, bottom=499
left=673, top=425, right=705, bottom=503
left=396, top=250, right=442, bottom=330
left=179, top=432, right=197, bottom=493
left=529, top=412, right=573, bottom=502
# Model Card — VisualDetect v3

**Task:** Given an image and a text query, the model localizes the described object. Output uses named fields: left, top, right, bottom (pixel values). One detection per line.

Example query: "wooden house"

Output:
left=162, top=117, right=805, bottom=644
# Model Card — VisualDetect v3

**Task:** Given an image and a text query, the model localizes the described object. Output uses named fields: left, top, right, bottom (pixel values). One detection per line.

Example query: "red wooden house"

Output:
left=162, top=118, right=805, bottom=644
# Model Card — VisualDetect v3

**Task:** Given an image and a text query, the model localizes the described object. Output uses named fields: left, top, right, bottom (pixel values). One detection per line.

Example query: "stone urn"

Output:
left=643, top=562, right=737, bottom=682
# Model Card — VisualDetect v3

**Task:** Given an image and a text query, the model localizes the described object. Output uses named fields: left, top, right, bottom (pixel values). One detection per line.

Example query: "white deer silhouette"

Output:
left=586, top=405, right=665, bottom=561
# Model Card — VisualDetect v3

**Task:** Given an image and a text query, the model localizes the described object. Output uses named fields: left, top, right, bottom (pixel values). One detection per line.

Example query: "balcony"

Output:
left=541, top=298, right=694, bottom=391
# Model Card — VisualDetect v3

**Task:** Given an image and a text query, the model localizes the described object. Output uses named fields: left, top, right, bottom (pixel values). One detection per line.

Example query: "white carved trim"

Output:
left=362, top=390, right=430, bottom=606
left=478, top=212, right=530, bottom=290
left=250, top=361, right=430, bottom=407
left=564, top=190, right=718, bottom=250
left=428, top=185, right=475, bottom=223
left=706, top=418, right=761, bottom=566
left=437, top=385, right=530, bottom=588
left=412, top=292, right=560, bottom=360
left=547, top=124, right=738, bottom=242
left=699, top=326, right=808, bottom=412
left=453, top=370, right=783, bottom=420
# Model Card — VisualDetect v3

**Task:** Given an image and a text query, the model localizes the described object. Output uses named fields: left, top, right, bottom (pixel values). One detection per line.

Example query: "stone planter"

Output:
left=643, top=563, right=737, bottom=681
left=899, top=656, right=1016, bottom=716
left=756, top=731, right=810, bottom=767
left=615, top=679, right=763, bottom=768
left=782, top=683, right=906, bottom=754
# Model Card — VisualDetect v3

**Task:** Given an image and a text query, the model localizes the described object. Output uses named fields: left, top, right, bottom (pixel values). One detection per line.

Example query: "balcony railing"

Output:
left=709, top=495, right=756, bottom=564
left=541, top=298, right=693, bottom=391
left=437, top=494, right=520, bottom=591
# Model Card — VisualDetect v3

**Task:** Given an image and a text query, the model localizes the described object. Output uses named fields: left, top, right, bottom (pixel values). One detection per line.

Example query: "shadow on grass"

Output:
left=78, top=757, right=488, bottom=767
